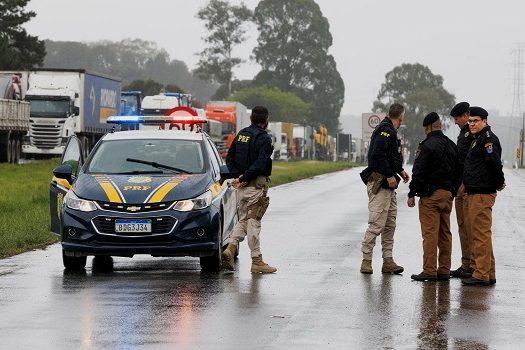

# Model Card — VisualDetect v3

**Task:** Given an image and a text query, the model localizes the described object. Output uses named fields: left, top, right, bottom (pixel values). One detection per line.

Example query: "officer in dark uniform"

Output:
left=462, top=107, right=505, bottom=286
left=222, top=106, right=276, bottom=273
left=450, top=102, right=476, bottom=278
left=407, top=112, right=460, bottom=281
left=359, top=103, right=410, bottom=274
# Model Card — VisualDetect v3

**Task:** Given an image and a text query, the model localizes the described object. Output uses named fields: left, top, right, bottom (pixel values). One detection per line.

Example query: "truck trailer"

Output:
left=0, top=73, right=30, bottom=163
left=23, top=69, right=121, bottom=158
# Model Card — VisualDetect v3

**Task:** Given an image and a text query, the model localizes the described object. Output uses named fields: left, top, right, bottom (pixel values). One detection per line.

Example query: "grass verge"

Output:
left=0, top=159, right=358, bottom=258
left=0, top=160, right=59, bottom=258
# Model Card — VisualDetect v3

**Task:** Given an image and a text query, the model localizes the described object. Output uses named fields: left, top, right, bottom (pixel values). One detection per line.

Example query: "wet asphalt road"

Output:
left=1, top=168, right=525, bottom=349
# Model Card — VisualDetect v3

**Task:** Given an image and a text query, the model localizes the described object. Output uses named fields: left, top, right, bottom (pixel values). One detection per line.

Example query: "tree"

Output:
left=252, top=0, right=344, bottom=132
left=373, top=63, right=456, bottom=163
left=0, top=0, right=46, bottom=69
left=123, top=79, right=163, bottom=97
left=195, top=0, right=252, bottom=96
left=229, top=86, right=312, bottom=124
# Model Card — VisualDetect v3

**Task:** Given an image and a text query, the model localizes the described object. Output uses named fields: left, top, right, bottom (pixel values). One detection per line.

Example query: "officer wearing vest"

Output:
left=449, top=102, right=476, bottom=278
left=359, top=103, right=410, bottom=274
left=462, top=107, right=505, bottom=286
left=407, top=112, right=460, bottom=281
left=222, top=106, right=276, bottom=274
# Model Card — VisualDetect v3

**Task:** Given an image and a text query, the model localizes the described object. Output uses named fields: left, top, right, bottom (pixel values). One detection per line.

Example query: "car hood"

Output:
left=72, top=173, right=211, bottom=204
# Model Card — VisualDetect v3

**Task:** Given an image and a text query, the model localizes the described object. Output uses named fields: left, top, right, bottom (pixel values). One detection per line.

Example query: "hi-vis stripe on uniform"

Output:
left=94, top=175, right=125, bottom=203
left=146, top=175, right=190, bottom=203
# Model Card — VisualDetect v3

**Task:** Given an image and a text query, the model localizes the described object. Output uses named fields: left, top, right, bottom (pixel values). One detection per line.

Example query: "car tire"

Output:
left=62, top=250, right=87, bottom=270
left=92, top=255, right=114, bottom=273
left=200, top=219, right=223, bottom=272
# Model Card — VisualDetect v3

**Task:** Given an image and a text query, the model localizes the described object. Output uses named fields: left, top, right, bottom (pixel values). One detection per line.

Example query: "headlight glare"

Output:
left=65, top=191, right=97, bottom=212
left=174, top=191, right=212, bottom=212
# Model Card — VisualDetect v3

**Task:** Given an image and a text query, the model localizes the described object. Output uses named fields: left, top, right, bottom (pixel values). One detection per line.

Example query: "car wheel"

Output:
left=62, top=249, right=87, bottom=270
left=200, top=219, right=223, bottom=272
left=92, top=255, right=114, bottom=272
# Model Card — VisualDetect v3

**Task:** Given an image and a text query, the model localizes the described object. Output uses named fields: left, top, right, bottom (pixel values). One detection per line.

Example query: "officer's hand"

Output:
left=231, top=179, right=241, bottom=189
left=407, top=197, right=416, bottom=207
left=400, top=170, right=410, bottom=183
left=387, top=176, right=397, bottom=189
left=498, top=182, right=506, bottom=191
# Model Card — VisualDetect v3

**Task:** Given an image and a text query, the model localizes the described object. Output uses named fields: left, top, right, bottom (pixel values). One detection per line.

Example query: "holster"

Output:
left=368, top=172, right=385, bottom=195
left=247, top=195, right=270, bottom=221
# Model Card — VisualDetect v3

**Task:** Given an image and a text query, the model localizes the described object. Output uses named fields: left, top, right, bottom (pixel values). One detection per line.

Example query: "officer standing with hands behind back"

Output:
left=462, top=107, right=505, bottom=286
left=407, top=112, right=460, bottom=281
left=222, top=106, right=277, bottom=274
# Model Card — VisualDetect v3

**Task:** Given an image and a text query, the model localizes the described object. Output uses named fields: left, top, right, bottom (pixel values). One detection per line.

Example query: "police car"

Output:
left=50, top=114, right=237, bottom=271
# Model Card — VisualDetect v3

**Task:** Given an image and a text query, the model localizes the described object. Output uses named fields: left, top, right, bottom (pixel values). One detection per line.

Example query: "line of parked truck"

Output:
left=0, top=68, right=339, bottom=163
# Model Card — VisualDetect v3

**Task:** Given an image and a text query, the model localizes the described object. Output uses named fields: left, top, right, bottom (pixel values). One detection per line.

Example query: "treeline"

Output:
left=43, top=39, right=218, bottom=105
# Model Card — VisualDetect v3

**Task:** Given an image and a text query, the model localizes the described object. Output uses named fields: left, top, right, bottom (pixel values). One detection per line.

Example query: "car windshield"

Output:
left=86, top=139, right=205, bottom=174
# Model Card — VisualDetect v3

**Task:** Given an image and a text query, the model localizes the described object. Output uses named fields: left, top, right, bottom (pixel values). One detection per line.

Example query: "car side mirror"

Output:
left=73, top=106, right=80, bottom=116
left=53, top=163, right=73, bottom=184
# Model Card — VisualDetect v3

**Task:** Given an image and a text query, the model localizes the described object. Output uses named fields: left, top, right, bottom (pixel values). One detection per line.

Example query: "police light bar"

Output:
left=107, top=115, right=208, bottom=125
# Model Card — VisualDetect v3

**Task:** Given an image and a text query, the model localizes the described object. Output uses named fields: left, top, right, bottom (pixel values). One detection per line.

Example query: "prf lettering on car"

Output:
left=238, top=135, right=251, bottom=142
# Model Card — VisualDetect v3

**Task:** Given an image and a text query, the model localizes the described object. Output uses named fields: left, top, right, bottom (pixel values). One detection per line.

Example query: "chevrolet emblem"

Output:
left=126, top=206, right=141, bottom=212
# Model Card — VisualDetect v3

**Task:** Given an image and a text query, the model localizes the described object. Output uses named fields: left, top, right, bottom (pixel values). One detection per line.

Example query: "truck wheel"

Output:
left=14, top=138, right=21, bottom=164
left=62, top=250, right=87, bottom=270
left=6, top=138, right=13, bottom=164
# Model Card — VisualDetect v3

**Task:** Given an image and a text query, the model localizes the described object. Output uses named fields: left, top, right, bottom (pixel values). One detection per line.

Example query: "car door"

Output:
left=50, top=136, right=84, bottom=235
left=205, top=137, right=237, bottom=234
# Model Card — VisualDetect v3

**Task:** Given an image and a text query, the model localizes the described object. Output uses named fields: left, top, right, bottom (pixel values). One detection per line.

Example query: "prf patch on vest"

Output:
left=485, top=142, right=493, bottom=154
left=237, top=135, right=251, bottom=143
left=380, top=131, right=390, bottom=137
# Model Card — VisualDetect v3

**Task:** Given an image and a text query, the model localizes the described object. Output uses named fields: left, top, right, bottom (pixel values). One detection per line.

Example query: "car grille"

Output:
left=92, top=216, right=177, bottom=236
left=96, top=201, right=174, bottom=213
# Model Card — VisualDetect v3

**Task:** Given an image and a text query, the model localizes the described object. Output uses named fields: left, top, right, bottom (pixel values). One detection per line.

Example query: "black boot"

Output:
left=411, top=272, right=437, bottom=281
left=461, top=277, right=490, bottom=286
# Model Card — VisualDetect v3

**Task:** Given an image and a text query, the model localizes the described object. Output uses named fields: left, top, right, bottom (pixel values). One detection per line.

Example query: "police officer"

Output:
left=449, top=102, right=476, bottom=278
left=462, top=107, right=505, bottom=286
left=407, top=112, right=460, bottom=281
left=359, top=103, right=410, bottom=274
left=222, top=106, right=276, bottom=274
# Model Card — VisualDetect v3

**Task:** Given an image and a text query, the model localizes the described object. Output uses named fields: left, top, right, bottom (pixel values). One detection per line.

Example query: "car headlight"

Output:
left=65, top=191, right=97, bottom=212
left=173, top=191, right=212, bottom=212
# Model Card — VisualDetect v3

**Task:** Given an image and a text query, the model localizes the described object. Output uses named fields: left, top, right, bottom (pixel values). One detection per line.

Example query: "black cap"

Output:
left=450, top=102, right=470, bottom=117
left=423, top=112, right=440, bottom=127
left=469, top=106, right=488, bottom=119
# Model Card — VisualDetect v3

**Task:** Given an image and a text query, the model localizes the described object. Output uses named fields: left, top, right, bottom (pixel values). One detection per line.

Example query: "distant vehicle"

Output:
left=120, top=91, right=142, bottom=116
left=23, top=69, right=121, bottom=158
left=50, top=115, right=238, bottom=271
left=0, top=73, right=30, bottom=163
left=268, top=122, right=294, bottom=161
left=205, top=101, right=250, bottom=157
left=140, top=92, right=193, bottom=130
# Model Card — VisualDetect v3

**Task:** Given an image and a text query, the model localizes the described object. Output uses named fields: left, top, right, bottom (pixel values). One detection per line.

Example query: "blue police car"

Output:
left=50, top=116, right=237, bottom=271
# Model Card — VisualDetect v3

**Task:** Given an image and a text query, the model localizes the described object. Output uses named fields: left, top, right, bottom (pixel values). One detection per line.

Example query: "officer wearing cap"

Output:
left=449, top=102, right=476, bottom=278
left=407, top=112, right=460, bottom=281
left=462, top=107, right=505, bottom=286
left=359, top=103, right=410, bottom=274
left=223, top=106, right=277, bottom=274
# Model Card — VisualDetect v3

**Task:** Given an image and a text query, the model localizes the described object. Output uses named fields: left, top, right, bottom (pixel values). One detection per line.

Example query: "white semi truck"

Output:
left=22, top=69, right=121, bottom=158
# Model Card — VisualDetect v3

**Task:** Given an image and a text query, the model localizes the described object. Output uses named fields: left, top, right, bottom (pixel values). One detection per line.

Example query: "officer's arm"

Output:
left=408, top=145, right=429, bottom=197
left=483, top=141, right=505, bottom=188
left=225, top=139, right=240, bottom=177
left=239, top=135, right=272, bottom=183
left=370, top=131, right=394, bottom=177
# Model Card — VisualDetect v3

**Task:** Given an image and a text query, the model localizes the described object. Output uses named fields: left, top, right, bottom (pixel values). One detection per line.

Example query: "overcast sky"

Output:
left=25, top=0, right=525, bottom=118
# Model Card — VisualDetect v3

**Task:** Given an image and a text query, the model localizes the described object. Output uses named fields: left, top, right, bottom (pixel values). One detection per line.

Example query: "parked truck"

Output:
left=205, top=101, right=250, bottom=157
left=21, top=69, right=120, bottom=158
left=0, top=74, right=30, bottom=163
left=267, top=122, right=294, bottom=160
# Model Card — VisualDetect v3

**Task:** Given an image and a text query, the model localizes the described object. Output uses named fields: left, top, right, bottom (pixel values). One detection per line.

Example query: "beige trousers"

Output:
left=229, top=177, right=269, bottom=258
left=361, top=182, right=397, bottom=260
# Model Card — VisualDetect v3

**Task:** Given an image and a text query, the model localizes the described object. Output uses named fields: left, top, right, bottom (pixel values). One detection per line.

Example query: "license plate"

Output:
left=115, top=219, right=151, bottom=233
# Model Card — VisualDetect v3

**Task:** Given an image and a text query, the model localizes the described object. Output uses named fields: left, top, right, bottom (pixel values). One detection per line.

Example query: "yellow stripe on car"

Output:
left=94, top=176, right=123, bottom=203
left=148, top=175, right=190, bottom=203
